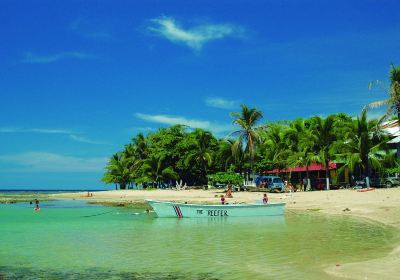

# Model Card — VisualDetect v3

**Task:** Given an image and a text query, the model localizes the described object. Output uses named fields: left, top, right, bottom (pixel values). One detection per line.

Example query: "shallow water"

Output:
left=0, top=200, right=397, bottom=279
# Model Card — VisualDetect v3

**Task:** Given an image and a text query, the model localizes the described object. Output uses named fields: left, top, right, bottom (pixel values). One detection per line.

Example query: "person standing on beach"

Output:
left=220, top=195, right=226, bottom=205
left=262, top=193, right=268, bottom=204
left=226, top=185, right=233, bottom=198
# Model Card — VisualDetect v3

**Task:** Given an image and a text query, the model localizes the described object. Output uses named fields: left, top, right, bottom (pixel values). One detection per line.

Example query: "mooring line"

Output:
left=82, top=210, right=115, bottom=218
left=285, top=209, right=304, bottom=215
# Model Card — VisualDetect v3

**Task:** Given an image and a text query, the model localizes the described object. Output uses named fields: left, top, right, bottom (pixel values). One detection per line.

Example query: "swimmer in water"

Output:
left=34, top=199, right=40, bottom=211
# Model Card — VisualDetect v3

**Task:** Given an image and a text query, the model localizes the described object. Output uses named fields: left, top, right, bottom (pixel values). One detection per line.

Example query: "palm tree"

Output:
left=132, top=133, right=148, bottom=160
left=102, top=153, right=131, bottom=189
left=216, top=139, right=245, bottom=172
left=284, top=118, right=305, bottom=153
left=260, top=124, right=290, bottom=173
left=366, top=65, right=400, bottom=158
left=308, top=115, right=337, bottom=190
left=122, top=143, right=142, bottom=188
left=229, top=105, right=265, bottom=179
left=140, top=155, right=178, bottom=188
left=184, top=130, right=213, bottom=183
left=286, top=119, right=317, bottom=190
left=366, top=65, right=400, bottom=121
left=336, top=110, right=390, bottom=187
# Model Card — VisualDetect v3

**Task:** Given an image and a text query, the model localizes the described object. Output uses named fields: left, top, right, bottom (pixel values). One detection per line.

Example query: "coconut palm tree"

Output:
left=140, top=155, right=178, bottom=188
left=216, top=139, right=245, bottom=172
left=260, top=124, right=290, bottom=173
left=284, top=118, right=306, bottom=153
left=229, top=105, right=265, bottom=178
left=286, top=119, right=318, bottom=189
left=102, top=153, right=132, bottom=189
left=132, top=133, right=148, bottom=160
left=308, top=115, right=337, bottom=190
left=184, top=130, right=214, bottom=183
left=366, top=65, right=400, bottom=158
left=122, top=143, right=143, bottom=188
left=335, top=110, right=391, bottom=186
left=366, top=65, right=400, bottom=121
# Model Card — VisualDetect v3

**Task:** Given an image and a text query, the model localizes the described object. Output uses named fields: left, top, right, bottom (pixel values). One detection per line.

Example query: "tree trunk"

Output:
left=396, top=111, right=400, bottom=158
left=203, top=161, right=208, bottom=185
left=306, top=167, right=310, bottom=191
left=325, top=163, right=330, bottom=191
left=364, top=160, right=370, bottom=188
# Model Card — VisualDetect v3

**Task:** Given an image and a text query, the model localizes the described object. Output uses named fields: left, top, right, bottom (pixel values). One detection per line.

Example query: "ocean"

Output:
left=0, top=199, right=397, bottom=279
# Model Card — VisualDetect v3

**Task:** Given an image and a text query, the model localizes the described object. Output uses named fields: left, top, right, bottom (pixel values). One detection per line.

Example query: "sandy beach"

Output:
left=50, top=188, right=400, bottom=279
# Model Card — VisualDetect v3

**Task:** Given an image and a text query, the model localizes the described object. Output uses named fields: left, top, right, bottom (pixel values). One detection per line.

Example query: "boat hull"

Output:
left=145, top=199, right=285, bottom=218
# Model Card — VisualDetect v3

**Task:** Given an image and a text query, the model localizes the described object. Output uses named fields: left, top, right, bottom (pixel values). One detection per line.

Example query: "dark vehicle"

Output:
left=353, top=176, right=400, bottom=188
left=256, top=176, right=285, bottom=192
left=369, top=176, right=400, bottom=188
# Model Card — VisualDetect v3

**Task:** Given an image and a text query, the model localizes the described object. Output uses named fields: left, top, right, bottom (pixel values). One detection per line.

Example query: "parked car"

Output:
left=354, top=176, right=400, bottom=188
left=256, top=176, right=285, bottom=192
left=369, top=176, right=400, bottom=188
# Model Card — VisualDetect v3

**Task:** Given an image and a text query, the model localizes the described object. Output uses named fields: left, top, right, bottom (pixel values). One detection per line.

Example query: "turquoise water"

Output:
left=0, top=200, right=397, bottom=279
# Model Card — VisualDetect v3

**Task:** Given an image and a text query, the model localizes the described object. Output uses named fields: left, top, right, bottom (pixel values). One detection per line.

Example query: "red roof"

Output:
left=264, top=162, right=336, bottom=174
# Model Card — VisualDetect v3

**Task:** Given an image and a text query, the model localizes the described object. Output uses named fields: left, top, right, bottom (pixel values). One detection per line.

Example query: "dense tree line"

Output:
left=102, top=66, right=400, bottom=189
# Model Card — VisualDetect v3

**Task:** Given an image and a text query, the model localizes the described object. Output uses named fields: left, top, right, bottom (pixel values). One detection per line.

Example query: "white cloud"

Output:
left=147, top=16, right=244, bottom=50
left=69, top=135, right=103, bottom=144
left=134, top=113, right=232, bottom=134
left=128, top=127, right=155, bottom=134
left=0, top=127, right=102, bottom=144
left=205, top=97, right=239, bottom=109
left=22, top=52, right=95, bottom=64
left=29, top=128, right=72, bottom=134
left=0, top=127, right=72, bottom=134
left=0, top=152, right=108, bottom=172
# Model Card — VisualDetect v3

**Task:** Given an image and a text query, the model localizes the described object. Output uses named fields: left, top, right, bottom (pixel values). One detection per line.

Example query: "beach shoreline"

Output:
left=49, top=188, right=400, bottom=225
left=48, top=188, right=400, bottom=279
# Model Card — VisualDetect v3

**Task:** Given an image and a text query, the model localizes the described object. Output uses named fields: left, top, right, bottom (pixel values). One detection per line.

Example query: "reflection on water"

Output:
left=0, top=266, right=218, bottom=280
left=0, top=201, right=397, bottom=280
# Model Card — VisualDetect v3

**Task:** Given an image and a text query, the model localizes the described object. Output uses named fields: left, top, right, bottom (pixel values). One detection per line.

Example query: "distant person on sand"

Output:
left=262, top=193, right=268, bottom=204
left=220, top=195, right=226, bottom=205
left=225, top=185, right=233, bottom=198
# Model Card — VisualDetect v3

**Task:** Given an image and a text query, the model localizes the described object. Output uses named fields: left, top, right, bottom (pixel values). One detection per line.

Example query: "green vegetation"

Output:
left=103, top=66, right=400, bottom=189
left=208, top=172, right=244, bottom=186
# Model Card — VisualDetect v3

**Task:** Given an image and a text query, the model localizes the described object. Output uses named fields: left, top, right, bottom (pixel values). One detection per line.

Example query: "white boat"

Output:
left=145, top=199, right=285, bottom=218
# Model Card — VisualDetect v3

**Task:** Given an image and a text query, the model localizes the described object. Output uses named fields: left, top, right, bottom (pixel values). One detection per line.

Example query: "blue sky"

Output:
left=0, top=0, right=399, bottom=189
